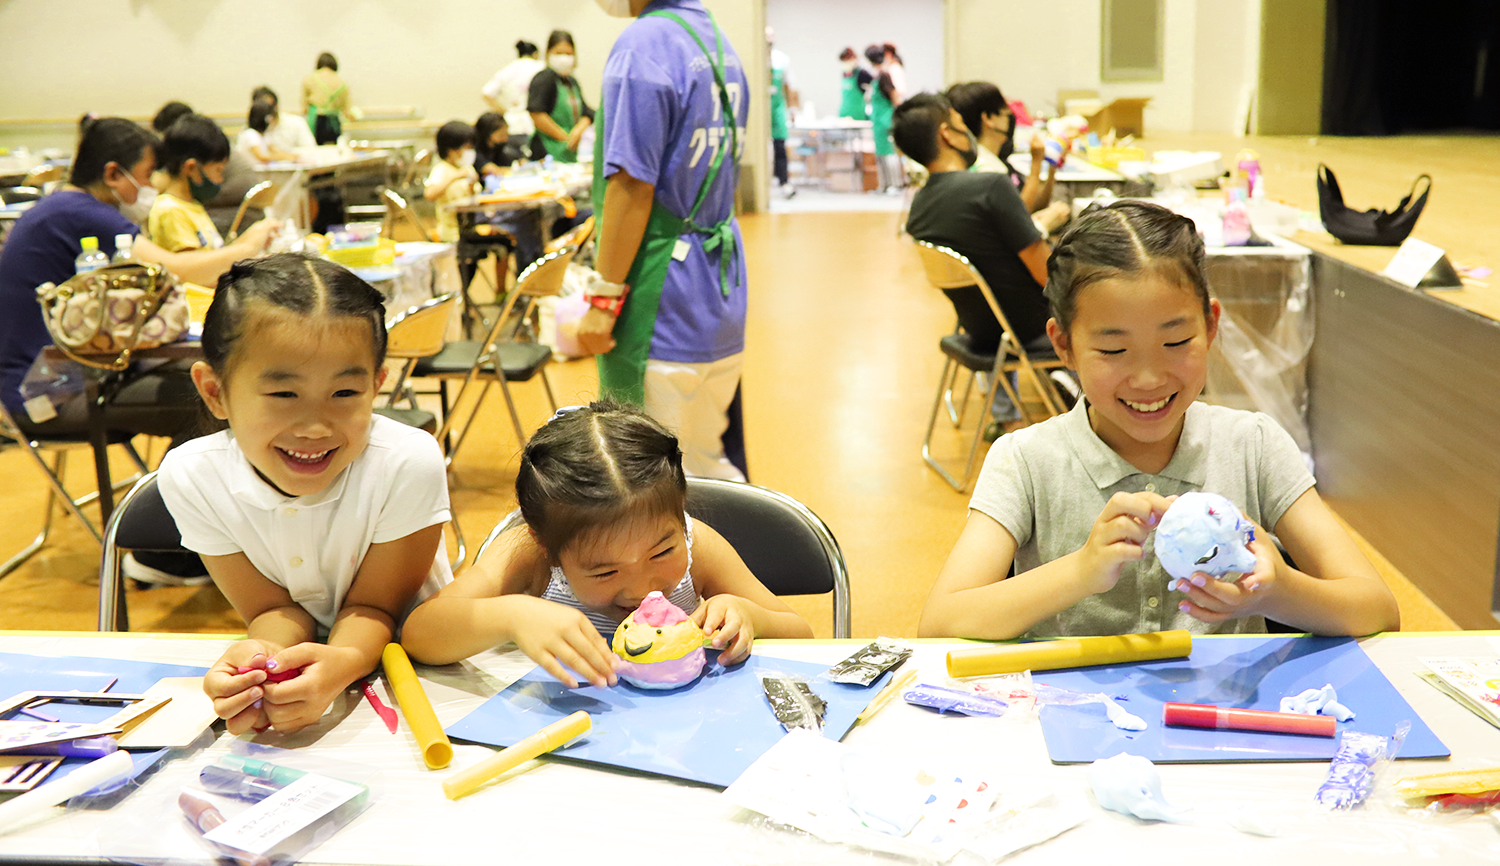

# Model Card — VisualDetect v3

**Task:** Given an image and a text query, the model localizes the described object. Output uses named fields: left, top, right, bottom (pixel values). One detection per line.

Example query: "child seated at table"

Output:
left=424, top=120, right=479, bottom=244
left=236, top=101, right=299, bottom=166
left=147, top=113, right=235, bottom=253
left=474, top=112, right=526, bottom=177
left=401, top=402, right=812, bottom=688
left=158, top=254, right=452, bottom=734
left=919, top=201, right=1399, bottom=641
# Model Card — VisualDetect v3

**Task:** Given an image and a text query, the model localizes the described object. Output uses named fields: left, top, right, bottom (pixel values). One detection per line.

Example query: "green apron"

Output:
left=592, top=9, right=739, bottom=406
left=306, top=83, right=345, bottom=144
left=770, top=63, right=789, bottom=140
left=870, top=82, right=895, bottom=156
left=838, top=73, right=867, bottom=120
left=541, top=76, right=584, bottom=163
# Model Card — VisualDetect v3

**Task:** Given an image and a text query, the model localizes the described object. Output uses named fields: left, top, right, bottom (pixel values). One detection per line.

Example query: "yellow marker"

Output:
left=946, top=630, right=1192, bottom=678
left=442, top=711, right=591, bottom=800
left=854, top=668, right=918, bottom=727
left=381, top=643, right=453, bottom=769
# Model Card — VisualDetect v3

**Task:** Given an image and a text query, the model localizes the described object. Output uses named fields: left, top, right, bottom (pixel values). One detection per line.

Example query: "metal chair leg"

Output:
left=922, top=357, right=970, bottom=491
left=0, top=462, right=58, bottom=579
left=446, top=381, right=493, bottom=467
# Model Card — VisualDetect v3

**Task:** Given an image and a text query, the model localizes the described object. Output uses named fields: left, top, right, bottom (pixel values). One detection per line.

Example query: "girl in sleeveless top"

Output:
left=402, top=402, right=811, bottom=688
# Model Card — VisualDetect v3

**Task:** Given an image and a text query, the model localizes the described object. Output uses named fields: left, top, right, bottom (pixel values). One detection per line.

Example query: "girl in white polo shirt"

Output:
left=920, top=201, right=1399, bottom=641
left=158, top=254, right=451, bottom=734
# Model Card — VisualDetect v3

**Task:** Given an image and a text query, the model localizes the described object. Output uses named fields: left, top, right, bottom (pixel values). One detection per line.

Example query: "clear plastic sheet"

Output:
left=1202, top=240, right=1315, bottom=457
left=97, top=741, right=379, bottom=866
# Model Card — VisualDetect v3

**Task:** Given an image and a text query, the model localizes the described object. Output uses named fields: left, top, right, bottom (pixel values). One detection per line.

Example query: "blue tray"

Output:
left=446, top=652, right=887, bottom=789
left=1035, top=636, right=1448, bottom=763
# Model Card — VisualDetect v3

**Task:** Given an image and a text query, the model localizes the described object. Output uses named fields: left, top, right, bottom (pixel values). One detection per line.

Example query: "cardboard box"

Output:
left=1087, top=98, right=1151, bottom=138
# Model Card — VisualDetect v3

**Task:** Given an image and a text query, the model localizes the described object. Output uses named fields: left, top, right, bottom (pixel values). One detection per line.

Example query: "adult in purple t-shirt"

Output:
left=578, top=0, right=749, bottom=481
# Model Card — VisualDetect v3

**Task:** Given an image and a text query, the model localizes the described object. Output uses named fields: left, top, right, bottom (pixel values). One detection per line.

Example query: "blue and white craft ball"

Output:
left=1155, top=491, right=1258, bottom=580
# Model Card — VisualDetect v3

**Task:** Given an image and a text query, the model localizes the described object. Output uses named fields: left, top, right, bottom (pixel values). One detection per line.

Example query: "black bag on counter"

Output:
left=1316, top=164, right=1430, bottom=246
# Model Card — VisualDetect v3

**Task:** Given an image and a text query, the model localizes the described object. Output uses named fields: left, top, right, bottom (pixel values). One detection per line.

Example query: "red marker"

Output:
left=1162, top=702, right=1337, bottom=737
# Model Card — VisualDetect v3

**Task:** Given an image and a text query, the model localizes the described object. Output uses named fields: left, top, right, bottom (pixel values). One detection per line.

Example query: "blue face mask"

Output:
left=188, top=165, right=222, bottom=206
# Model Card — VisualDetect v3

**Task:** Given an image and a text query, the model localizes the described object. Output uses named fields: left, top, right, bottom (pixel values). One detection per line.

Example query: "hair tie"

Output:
left=549, top=405, right=585, bottom=423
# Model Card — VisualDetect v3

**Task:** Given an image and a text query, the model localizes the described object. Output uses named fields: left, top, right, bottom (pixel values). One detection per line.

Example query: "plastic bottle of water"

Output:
left=74, top=236, right=108, bottom=273
left=110, top=233, right=137, bottom=265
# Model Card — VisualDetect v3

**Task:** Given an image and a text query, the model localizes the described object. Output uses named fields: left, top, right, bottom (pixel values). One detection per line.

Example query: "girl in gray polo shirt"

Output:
left=920, top=201, right=1399, bottom=641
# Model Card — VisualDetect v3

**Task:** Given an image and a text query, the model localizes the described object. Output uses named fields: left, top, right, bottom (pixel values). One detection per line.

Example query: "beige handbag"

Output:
left=35, top=263, right=191, bottom=370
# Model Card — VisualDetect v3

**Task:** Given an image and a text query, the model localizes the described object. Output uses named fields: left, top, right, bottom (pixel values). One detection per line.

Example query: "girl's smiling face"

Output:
left=192, top=312, right=385, bottom=498
left=1049, top=271, right=1219, bottom=470
left=554, top=511, right=689, bottom=621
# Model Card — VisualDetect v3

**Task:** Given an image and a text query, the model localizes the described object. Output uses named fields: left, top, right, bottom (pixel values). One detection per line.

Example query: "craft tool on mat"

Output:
left=854, top=668, right=917, bottom=726
left=381, top=644, right=452, bottom=769
left=443, top=711, right=591, bottom=800
left=360, top=679, right=398, bottom=734
left=1163, top=702, right=1337, bottom=737
left=179, top=791, right=270, bottom=866
left=947, top=630, right=1192, bottom=677
left=0, top=751, right=132, bottom=834
left=1035, top=636, right=1448, bottom=763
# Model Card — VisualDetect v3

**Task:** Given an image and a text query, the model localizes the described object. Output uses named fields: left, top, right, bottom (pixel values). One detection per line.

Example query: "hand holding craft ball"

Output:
left=611, top=591, right=708, bottom=690
left=1155, top=491, right=1258, bottom=581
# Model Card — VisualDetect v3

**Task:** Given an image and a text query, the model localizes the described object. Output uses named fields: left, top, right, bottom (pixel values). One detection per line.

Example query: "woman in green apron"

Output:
left=838, top=47, right=870, bottom=121
left=865, top=44, right=900, bottom=192
left=527, top=30, right=594, bottom=164
left=302, top=52, right=350, bottom=146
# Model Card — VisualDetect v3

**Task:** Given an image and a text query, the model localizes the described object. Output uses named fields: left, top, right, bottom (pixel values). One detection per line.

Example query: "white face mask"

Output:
left=594, top=0, right=634, bottom=17
left=458, top=149, right=476, bottom=168
left=842, top=60, right=858, bottom=74
left=116, top=169, right=156, bottom=225
left=548, top=53, right=576, bottom=76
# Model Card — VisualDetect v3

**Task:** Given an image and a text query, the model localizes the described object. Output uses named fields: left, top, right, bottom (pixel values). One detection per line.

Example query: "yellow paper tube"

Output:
left=946, top=630, right=1192, bottom=678
left=442, top=711, right=591, bottom=800
left=381, top=643, right=453, bottom=769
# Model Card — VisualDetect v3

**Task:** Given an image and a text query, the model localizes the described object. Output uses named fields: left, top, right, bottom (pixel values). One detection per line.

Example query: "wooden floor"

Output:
left=1, top=132, right=1482, bottom=636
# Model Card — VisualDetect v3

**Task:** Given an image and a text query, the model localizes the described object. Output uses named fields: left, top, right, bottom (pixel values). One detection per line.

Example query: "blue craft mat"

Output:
left=446, top=653, right=888, bottom=789
left=0, top=651, right=210, bottom=792
left=1036, top=636, right=1448, bottom=764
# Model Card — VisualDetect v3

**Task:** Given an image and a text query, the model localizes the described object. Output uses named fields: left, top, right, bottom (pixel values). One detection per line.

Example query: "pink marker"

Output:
left=236, top=666, right=302, bottom=683
left=1163, top=702, right=1336, bottom=737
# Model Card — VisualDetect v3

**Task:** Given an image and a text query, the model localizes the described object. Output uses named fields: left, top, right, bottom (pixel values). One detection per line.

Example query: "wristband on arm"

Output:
left=584, top=274, right=630, bottom=317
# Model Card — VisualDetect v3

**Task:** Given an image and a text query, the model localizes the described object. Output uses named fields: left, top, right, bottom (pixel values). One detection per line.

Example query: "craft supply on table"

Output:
left=1036, top=636, right=1448, bottom=764
left=1315, top=724, right=1407, bottom=810
left=0, top=756, right=63, bottom=793
left=0, top=750, right=133, bottom=835
left=1280, top=683, right=1355, bottom=721
left=1416, top=657, right=1500, bottom=728
left=179, top=791, right=268, bottom=866
left=1088, top=753, right=1190, bottom=823
left=236, top=665, right=302, bottom=684
left=443, top=710, right=590, bottom=800
left=6, top=735, right=117, bottom=759
left=722, top=729, right=1001, bottom=863
left=360, top=678, right=398, bottom=734
left=854, top=667, right=917, bottom=725
left=902, top=683, right=1010, bottom=718
left=446, top=653, right=886, bottom=788
left=380, top=643, right=452, bottom=769
left=947, top=629, right=1192, bottom=678
left=610, top=590, right=707, bottom=689
left=1033, top=684, right=1145, bottom=732
left=763, top=673, right=827, bottom=733
left=1163, top=702, right=1337, bottom=737
left=199, top=765, right=282, bottom=802
left=827, top=637, right=912, bottom=686
left=1394, top=766, right=1500, bottom=800
left=1154, top=491, right=1258, bottom=582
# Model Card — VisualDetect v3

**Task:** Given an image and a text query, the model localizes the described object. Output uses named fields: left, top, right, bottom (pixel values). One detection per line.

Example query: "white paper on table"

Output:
left=1382, top=237, right=1447, bottom=288
left=722, top=729, right=997, bottom=863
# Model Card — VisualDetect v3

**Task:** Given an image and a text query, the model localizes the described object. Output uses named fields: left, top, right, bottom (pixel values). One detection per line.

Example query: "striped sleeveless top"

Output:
left=540, top=514, right=701, bottom=639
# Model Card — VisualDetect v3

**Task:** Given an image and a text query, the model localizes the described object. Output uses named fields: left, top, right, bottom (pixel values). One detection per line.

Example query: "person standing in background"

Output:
left=838, top=47, right=872, bottom=121
left=528, top=31, right=594, bottom=164
left=577, top=0, right=751, bottom=481
left=482, top=41, right=546, bottom=146
left=302, top=52, right=352, bottom=145
left=865, top=44, right=901, bottom=193
left=767, top=27, right=798, bottom=199
left=883, top=42, right=908, bottom=101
